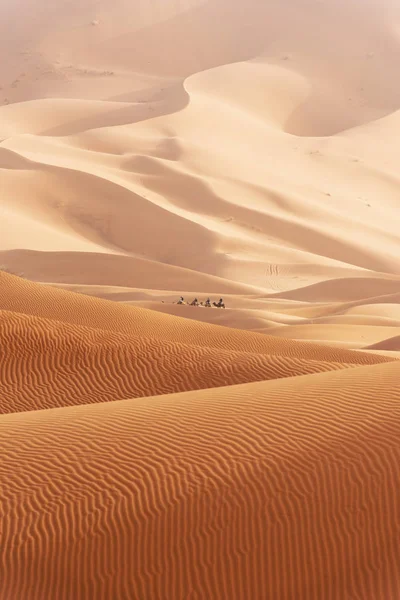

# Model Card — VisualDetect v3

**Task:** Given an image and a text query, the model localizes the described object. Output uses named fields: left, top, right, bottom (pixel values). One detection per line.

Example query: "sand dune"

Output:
left=367, top=335, right=400, bottom=351
left=2, top=0, right=400, bottom=319
left=2, top=0, right=400, bottom=597
left=1, top=360, right=400, bottom=599
left=269, top=276, right=400, bottom=303
left=0, top=307, right=360, bottom=414
left=0, top=249, right=265, bottom=293
left=0, top=272, right=392, bottom=366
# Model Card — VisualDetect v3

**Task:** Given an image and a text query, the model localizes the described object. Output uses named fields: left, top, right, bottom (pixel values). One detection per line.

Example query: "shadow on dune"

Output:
left=40, top=83, right=189, bottom=137
left=0, top=249, right=262, bottom=293
left=366, top=335, right=400, bottom=351
left=267, top=276, right=400, bottom=302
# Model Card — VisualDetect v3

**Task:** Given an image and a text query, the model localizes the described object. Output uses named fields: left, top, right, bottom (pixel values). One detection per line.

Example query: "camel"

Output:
left=213, top=299, right=225, bottom=308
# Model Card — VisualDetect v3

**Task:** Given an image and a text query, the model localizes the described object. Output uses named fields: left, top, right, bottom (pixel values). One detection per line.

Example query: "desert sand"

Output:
left=1, top=0, right=400, bottom=598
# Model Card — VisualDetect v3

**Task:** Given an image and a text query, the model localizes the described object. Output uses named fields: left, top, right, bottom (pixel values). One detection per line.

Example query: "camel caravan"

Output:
left=176, top=297, right=226, bottom=309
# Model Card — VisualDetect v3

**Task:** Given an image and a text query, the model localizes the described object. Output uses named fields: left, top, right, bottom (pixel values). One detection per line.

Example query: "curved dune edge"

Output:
left=0, top=249, right=266, bottom=294
left=366, top=335, right=400, bottom=351
left=268, top=276, right=400, bottom=303
left=1, top=361, right=400, bottom=599
left=41, top=280, right=400, bottom=340
left=0, top=272, right=392, bottom=366
left=0, top=309, right=359, bottom=414
left=1, top=0, right=400, bottom=353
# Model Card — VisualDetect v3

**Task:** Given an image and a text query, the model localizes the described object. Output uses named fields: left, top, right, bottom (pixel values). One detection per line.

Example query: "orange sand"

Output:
left=1, top=273, right=399, bottom=600
left=1, top=343, right=400, bottom=599
left=1, top=0, right=400, bottom=597
left=0, top=308, right=359, bottom=414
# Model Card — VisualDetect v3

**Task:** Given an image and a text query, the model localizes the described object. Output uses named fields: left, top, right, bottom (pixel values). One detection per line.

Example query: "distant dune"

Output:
left=1, top=0, right=400, bottom=353
left=0, top=272, right=392, bottom=365
left=1, top=0, right=400, bottom=597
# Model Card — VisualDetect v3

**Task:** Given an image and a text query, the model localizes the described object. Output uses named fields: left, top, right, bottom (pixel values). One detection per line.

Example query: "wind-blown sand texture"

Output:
left=1, top=343, right=400, bottom=599
left=1, top=0, right=400, bottom=597
left=0, top=273, right=399, bottom=600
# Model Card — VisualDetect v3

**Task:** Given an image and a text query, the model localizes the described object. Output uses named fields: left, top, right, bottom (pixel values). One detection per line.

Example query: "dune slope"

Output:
left=0, top=272, right=392, bottom=366
left=1, top=361, right=400, bottom=599
left=0, top=308, right=359, bottom=414
left=1, top=0, right=400, bottom=347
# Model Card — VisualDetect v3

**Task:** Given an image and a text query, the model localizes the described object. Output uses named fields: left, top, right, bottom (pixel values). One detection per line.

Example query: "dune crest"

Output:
left=0, top=307, right=362, bottom=414
left=0, top=272, right=392, bottom=365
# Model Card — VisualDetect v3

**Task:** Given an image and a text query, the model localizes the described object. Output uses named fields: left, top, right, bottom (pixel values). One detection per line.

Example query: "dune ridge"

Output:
left=0, top=272, right=392, bottom=366
left=2, top=0, right=400, bottom=345
left=0, top=307, right=361, bottom=414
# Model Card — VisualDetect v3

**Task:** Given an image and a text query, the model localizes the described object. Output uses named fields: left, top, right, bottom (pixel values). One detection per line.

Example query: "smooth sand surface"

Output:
left=1, top=0, right=400, bottom=597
